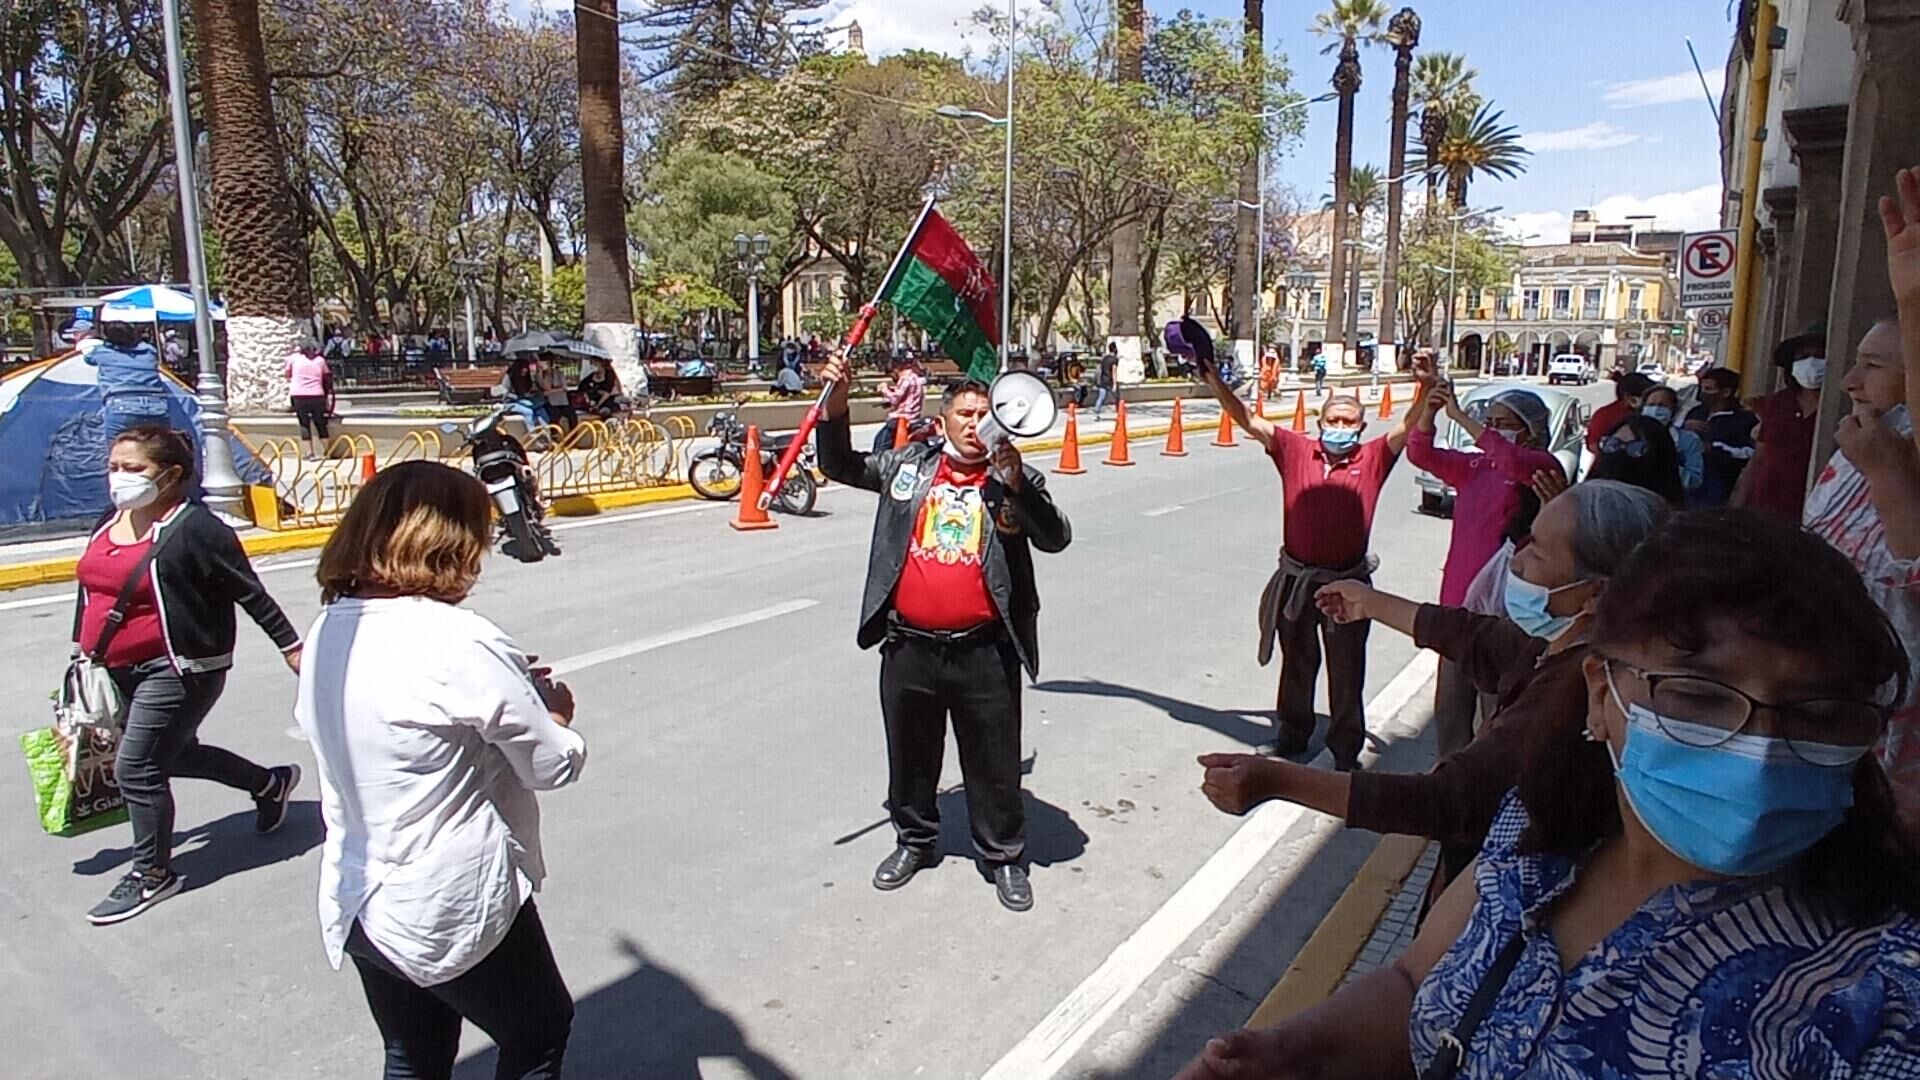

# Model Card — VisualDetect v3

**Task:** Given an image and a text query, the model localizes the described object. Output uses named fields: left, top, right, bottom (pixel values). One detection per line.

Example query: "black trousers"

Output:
left=109, top=660, right=268, bottom=876
left=346, top=901, right=573, bottom=1080
left=878, top=631, right=1026, bottom=865
left=1432, top=657, right=1480, bottom=758
left=291, top=395, right=330, bottom=440
left=1275, top=602, right=1371, bottom=765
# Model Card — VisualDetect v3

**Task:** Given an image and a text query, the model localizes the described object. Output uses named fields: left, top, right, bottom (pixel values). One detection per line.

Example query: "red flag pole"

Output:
left=759, top=197, right=939, bottom=509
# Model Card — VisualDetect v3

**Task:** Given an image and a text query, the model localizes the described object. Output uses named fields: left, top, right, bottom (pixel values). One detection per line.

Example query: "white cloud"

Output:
left=1522, top=122, right=1642, bottom=153
left=1600, top=68, right=1723, bottom=109
left=816, top=0, right=1059, bottom=58
left=1499, top=184, right=1725, bottom=244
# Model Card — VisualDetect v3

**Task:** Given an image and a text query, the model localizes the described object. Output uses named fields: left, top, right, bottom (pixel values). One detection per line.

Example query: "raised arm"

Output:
left=815, top=351, right=888, bottom=492
left=1198, top=366, right=1277, bottom=451
left=1383, top=362, right=1440, bottom=456
left=1881, top=165, right=1920, bottom=435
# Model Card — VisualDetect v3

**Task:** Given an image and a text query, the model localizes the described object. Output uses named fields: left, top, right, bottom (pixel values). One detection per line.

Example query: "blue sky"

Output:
left=816, top=0, right=1737, bottom=241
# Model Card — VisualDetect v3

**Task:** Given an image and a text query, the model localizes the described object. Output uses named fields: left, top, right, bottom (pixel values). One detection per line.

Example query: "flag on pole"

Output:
left=875, top=209, right=1000, bottom=382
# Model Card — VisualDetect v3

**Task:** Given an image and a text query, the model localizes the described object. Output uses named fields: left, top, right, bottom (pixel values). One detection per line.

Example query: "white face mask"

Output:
left=108, top=471, right=160, bottom=510
left=1791, top=356, right=1827, bottom=389
left=1494, top=428, right=1523, bottom=444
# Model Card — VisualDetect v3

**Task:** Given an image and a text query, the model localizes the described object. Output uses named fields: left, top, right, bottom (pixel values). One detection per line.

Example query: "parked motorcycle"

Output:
left=687, top=407, right=819, bottom=516
left=444, top=407, right=560, bottom=562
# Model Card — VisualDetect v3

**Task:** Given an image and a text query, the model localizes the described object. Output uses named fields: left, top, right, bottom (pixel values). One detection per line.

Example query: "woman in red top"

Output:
left=73, top=426, right=304, bottom=926
left=1732, top=322, right=1825, bottom=519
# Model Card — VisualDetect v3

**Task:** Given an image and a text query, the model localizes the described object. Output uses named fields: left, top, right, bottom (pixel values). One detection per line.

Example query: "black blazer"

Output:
left=816, top=417, right=1070, bottom=678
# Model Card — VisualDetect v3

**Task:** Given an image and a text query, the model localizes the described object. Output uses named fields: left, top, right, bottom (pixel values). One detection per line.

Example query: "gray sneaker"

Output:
left=254, top=764, right=301, bottom=834
left=87, top=870, right=183, bottom=925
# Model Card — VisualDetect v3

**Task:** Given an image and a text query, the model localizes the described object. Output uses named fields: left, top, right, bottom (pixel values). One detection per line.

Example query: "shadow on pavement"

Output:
left=454, top=935, right=798, bottom=1080
left=72, top=802, right=324, bottom=892
left=828, top=753, right=1089, bottom=868
left=1034, top=678, right=1277, bottom=747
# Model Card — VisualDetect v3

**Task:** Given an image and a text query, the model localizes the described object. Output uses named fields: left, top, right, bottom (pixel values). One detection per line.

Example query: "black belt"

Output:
left=886, top=613, right=1004, bottom=647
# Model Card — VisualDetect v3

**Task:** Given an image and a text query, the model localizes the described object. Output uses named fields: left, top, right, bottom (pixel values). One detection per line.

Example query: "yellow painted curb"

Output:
left=1246, top=834, right=1431, bottom=1027
left=548, top=484, right=698, bottom=516
left=0, top=557, right=83, bottom=591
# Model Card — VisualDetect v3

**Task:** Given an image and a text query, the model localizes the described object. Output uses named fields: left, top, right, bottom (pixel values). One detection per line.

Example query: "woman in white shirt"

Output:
left=295, top=460, right=586, bottom=1079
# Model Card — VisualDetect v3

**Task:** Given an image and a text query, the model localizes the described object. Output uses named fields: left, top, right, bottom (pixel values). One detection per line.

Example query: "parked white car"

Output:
left=1415, top=382, right=1591, bottom=516
left=1635, top=359, right=1668, bottom=384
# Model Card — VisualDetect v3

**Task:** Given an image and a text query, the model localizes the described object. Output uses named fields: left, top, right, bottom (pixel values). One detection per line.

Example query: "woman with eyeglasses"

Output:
left=1586, top=413, right=1685, bottom=505
left=1635, top=384, right=1704, bottom=498
left=1177, top=510, right=1920, bottom=1079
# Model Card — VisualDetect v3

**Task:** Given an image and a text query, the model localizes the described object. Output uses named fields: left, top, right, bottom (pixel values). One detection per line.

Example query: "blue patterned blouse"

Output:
left=1408, top=794, right=1920, bottom=1078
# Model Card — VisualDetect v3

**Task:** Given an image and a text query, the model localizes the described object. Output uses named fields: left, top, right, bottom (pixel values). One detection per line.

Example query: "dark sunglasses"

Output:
left=1599, top=436, right=1649, bottom=458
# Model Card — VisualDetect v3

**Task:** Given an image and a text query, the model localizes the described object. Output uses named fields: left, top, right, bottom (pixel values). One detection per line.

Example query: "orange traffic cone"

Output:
left=1254, top=390, right=1267, bottom=419
left=729, top=426, right=779, bottom=531
left=1378, top=382, right=1395, bottom=419
left=1212, top=409, right=1237, bottom=447
left=1291, top=390, right=1308, bottom=433
left=1162, top=398, right=1189, bottom=457
left=1104, top=400, right=1136, bottom=467
left=891, top=416, right=910, bottom=450
left=359, top=452, right=377, bottom=484
left=1053, top=404, right=1087, bottom=475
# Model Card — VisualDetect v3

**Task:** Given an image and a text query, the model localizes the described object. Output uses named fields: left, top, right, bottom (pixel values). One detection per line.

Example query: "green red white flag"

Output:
left=875, top=208, right=1000, bottom=382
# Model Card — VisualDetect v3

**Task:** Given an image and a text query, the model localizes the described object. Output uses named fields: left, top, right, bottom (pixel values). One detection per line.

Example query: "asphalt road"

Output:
left=0, top=379, right=1613, bottom=1080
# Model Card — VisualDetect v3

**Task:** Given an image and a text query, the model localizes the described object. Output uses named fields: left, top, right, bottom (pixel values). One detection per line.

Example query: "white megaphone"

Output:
left=976, top=370, right=1059, bottom=482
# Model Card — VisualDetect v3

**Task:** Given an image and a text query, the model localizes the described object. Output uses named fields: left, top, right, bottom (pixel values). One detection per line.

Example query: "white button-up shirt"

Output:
left=294, top=596, right=586, bottom=986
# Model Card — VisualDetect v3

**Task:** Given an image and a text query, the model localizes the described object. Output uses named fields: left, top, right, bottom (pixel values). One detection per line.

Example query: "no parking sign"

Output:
left=1680, top=230, right=1737, bottom=309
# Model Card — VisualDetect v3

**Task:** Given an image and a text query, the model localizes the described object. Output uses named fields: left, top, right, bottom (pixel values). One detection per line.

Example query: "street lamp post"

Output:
left=1440, top=204, right=1501, bottom=371
left=934, top=102, right=1016, bottom=367
left=732, top=233, right=770, bottom=363
left=1286, top=270, right=1315, bottom=373
left=1244, top=94, right=1335, bottom=369
left=159, top=0, right=245, bottom=520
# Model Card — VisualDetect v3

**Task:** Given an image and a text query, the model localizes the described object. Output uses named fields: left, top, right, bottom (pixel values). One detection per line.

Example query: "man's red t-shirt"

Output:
left=892, top=457, right=999, bottom=631
left=1268, top=428, right=1399, bottom=567
left=1742, top=388, right=1818, bottom=520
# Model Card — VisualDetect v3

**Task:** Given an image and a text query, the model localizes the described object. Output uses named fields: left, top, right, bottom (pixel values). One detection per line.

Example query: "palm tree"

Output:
left=1429, top=101, right=1530, bottom=207
left=1327, top=165, right=1385, bottom=350
left=193, top=0, right=314, bottom=414
left=1109, top=0, right=1146, bottom=366
left=1230, top=0, right=1264, bottom=358
left=1378, top=7, right=1419, bottom=370
left=1412, top=51, right=1477, bottom=214
left=1310, top=0, right=1388, bottom=361
left=576, top=0, right=642, bottom=388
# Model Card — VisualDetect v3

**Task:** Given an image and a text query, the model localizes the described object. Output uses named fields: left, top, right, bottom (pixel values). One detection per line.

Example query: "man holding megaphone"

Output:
left=815, top=351, right=1072, bottom=912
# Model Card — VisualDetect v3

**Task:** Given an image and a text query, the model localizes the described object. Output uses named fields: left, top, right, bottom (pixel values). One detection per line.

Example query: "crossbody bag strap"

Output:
left=89, top=511, right=183, bottom=663
left=1418, top=931, right=1527, bottom=1080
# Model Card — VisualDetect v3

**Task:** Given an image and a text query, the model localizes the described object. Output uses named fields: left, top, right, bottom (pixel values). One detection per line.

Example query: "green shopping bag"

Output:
left=20, top=720, right=128, bottom=838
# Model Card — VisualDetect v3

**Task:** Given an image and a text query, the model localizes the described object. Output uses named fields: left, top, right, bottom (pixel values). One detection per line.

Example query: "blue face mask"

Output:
left=1641, top=404, right=1674, bottom=425
left=1606, top=678, right=1855, bottom=877
left=1502, top=571, right=1584, bottom=639
left=1319, top=428, right=1362, bottom=455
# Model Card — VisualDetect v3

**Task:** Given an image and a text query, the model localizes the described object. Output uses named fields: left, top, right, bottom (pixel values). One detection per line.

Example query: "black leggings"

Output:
left=292, top=395, right=330, bottom=441
left=346, top=901, right=573, bottom=1080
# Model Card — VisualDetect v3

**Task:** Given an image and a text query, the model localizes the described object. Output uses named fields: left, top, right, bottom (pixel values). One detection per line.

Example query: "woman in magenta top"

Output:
left=1408, top=384, right=1564, bottom=755
left=284, top=341, right=334, bottom=460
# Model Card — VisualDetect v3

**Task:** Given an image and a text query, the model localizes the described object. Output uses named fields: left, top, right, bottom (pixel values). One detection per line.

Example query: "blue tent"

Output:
left=0, top=352, right=264, bottom=529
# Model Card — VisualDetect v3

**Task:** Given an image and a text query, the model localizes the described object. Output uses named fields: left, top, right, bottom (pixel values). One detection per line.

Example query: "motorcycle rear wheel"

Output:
left=688, top=451, right=743, bottom=501
left=500, top=509, right=546, bottom=562
left=770, top=463, right=817, bottom=516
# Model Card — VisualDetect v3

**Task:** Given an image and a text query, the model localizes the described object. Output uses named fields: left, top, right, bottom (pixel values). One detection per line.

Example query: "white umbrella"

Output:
left=96, top=284, right=227, bottom=323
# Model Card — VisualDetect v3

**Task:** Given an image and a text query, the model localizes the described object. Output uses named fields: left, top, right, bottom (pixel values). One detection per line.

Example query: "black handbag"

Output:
left=1418, top=931, right=1526, bottom=1080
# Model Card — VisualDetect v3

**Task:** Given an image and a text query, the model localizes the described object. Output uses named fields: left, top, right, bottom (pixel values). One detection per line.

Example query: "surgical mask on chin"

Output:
left=1501, top=570, right=1583, bottom=640
left=1319, top=428, right=1362, bottom=455
left=1494, top=428, right=1523, bottom=444
left=108, top=472, right=160, bottom=511
left=1604, top=679, right=1854, bottom=877
left=1641, top=404, right=1674, bottom=425
left=942, top=437, right=987, bottom=465
left=1791, top=356, right=1828, bottom=389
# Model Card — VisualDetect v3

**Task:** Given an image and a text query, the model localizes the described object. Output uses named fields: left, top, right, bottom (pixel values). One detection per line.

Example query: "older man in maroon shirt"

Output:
left=1198, top=361, right=1432, bottom=770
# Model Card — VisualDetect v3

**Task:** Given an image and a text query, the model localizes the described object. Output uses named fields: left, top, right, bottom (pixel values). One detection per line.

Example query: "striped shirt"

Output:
left=1804, top=405, right=1920, bottom=828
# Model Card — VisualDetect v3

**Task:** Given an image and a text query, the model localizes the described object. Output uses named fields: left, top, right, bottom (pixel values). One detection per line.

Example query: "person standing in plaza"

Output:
left=814, top=351, right=1071, bottom=912
left=1685, top=366, right=1759, bottom=505
left=1407, top=382, right=1564, bottom=756
left=73, top=426, right=304, bottom=925
left=297, top=461, right=585, bottom=1079
left=874, top=352, right=925, bottom=452
left=88, top=319, right=172, bottom=442
left=1197, top=354, right=1432, bottom=771
left=1094, top=342, right=1119, bottom=419
left=285, top=340, right=335, bottom=461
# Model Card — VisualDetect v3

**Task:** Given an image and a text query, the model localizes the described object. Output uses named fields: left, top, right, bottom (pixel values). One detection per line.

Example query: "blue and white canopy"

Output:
left=97, top=284, right=228, bottom=323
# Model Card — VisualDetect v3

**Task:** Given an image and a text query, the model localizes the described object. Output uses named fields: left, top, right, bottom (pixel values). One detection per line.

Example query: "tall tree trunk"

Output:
left=1420, top=108, right=1445, bottom=216
left=1229, top=0, right=1263, bottom=363
left=1346, top=207, right=1365, bottom=352
left=1379, top=9, right=1419, bottom=373
left=194, top=0, right=314, bottom=412
left=1107, top=0, right=1147, bottom=381
left=1324, top=39, right=1361, bottom=364
left=576, top=0, right=641, bottom=389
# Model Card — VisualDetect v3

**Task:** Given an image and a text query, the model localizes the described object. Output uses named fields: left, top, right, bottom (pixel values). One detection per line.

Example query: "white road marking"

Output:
left=1141, top=505, right=1186, bottom=517
left=545, top=599, right=818, bottom=677
left=1142, top=485, right=1247, bottom=518
left=979, top=649, right=1439, bottom=1080
left=0, top=593, right=75, bottom=612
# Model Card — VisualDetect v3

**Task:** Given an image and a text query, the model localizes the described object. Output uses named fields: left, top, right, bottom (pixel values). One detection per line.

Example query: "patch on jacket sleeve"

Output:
left=889, top=461, right=921, bottom=501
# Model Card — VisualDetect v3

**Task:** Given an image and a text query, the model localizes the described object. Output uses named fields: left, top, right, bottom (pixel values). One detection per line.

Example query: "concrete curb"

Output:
left=1245, top=833, right=1432, bottom=1027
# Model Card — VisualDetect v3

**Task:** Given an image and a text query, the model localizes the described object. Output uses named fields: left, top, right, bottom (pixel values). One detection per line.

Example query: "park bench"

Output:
left=436, top=364, right=508, bottom=404
left=644, top=364, right=716, bottom=400
left=922, top=358, right=963, bottom=380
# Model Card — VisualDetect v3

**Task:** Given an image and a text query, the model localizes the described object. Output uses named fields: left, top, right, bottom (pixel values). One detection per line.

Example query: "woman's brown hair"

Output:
left=113, top=425, right=197, bottom=486
left=316, top=460, right=491, bottom=604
